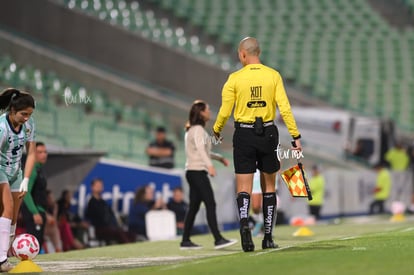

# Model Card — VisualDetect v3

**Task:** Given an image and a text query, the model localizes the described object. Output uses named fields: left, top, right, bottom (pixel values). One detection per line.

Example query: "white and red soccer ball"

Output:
left=11, top=233, right=40, bottom=260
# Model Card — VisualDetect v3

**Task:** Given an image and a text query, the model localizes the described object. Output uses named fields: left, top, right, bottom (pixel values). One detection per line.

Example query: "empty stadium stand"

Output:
left=60, top=0, right=236, bottom=71
left=150, top=0, right=414, bottom=132
left=0, top=54, right=194, bottom=166
left=54, top=0, right=414, bottom=133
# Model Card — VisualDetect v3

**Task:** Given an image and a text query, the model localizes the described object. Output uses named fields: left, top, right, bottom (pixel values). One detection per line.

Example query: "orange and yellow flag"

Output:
left=281, top=164, right=308, bottom=197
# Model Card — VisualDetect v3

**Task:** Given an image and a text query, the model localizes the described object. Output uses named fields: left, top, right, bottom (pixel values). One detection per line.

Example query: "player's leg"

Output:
left=251, top=170, right=263, bottom=236
left=260, top=172, right=278, bottom=249
left=234, top=129, right=256, bottom=252
left=310, top=205, right=321, bottom=219
left=378, top=200, right=385, bottom=214
left=236, top=173, right=255, bottom=252
left=0, top=182, right=13, bottom=272
left=251, top=170, right=262, bottom=214
left=258, top=125, right=279, bottom=249
left=196, top=172, right=236, bottom=249
left=236, top=173, right=254, bottom=225
left=197, top=173, right=221, bottom=241
left=180, top=171, right=203, bottom=249
left=44, top=215, right=63, bottom=252
left=9, top=172, right=24, bottom=248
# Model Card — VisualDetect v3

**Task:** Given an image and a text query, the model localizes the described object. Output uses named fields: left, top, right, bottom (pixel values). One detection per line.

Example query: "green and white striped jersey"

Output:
left=0, top=113, right=35, bottom=178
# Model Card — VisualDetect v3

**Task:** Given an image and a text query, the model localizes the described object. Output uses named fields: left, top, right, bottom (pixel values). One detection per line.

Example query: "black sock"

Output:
left=262, top=192, right=277, bottom=240
left=236, top=192, right=250, bottom=228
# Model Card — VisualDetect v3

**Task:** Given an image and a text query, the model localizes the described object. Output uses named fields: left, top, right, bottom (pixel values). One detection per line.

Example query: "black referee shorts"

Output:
left=232, top=125, right=280, bottom=174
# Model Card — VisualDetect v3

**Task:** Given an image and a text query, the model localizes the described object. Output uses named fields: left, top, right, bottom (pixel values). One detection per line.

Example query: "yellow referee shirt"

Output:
left=213, top=64, right=301, bottom=139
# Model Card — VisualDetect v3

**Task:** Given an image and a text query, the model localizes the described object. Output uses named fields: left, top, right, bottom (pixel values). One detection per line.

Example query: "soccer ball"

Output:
left=391, top=201, right=406, bottom=215
left=11, top=233, right=40, bottom=260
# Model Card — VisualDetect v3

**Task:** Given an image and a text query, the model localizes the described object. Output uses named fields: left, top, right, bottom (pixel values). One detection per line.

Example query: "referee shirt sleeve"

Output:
left=275, top=74, right=301, bottom=139
left=213, top=76, right=236, bottom=133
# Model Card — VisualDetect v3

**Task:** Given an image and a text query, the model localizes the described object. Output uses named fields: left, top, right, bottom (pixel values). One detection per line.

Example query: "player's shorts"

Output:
left=233, top=124, right=280, bottom=174
left=0, top=169, right=22, bottom=192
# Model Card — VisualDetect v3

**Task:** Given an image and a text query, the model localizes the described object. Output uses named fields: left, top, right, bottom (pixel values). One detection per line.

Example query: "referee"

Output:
left=213, top=37, right=302, bottom=252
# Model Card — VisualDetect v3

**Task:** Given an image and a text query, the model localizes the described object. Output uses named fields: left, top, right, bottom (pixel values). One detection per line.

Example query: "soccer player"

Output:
left=213, top=37, right=302, bottom=252
left=0, top=88, right=36, bottom=272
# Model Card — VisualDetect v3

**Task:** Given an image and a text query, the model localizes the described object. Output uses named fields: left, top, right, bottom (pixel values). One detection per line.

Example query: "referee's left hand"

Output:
left=291, top=139, right=302, bottom=152
left=212, top=130, right=223, bottom=144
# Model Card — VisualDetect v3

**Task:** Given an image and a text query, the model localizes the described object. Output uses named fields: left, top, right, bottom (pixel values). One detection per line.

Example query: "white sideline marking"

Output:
left=38, top=256, right=199, bottom=272
left=252, top=245, right=293, bottom=256
left=352, top=247, right=367, bottom=251
left=399, top=227, right=414, bottom=233
left=339, top=236, right=358, bottom=240
left=34, top=223, right=414, bottom=273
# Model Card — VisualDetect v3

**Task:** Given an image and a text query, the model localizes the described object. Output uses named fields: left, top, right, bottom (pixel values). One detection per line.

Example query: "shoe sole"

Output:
left=242, top=245, right=255, bottom=252
left=214, top=239, right=238, bottom=250
left=262, top=240, right=279, bottom=249
left=240, top=229, right=255, bottom=252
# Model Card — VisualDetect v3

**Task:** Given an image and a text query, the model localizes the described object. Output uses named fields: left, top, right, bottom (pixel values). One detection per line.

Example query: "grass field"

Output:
left=12, top=215, right=414, bottom=275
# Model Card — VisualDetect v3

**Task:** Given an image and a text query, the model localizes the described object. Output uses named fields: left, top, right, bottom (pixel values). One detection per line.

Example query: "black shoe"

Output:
left=240, top=226, right=255, bottom=252
left=214, top=238, right=238, bottom=249
left=262, top=239, right=279, bottom=249
left=180, top=240, right=203, bottom=250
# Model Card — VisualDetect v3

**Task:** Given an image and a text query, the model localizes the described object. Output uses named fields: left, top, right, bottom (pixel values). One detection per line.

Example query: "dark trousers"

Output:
left=21, top=207, right=46, bottom=248
left=182, top=170, right=222, bottom=242
left=309, top=205, right=322, bottom=220
left=95, top=226, right=135, bottom=244
left=369, top=200, right=385, bottom=215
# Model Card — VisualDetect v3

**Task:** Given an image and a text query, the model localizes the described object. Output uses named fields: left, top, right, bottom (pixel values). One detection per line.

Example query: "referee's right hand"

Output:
left=291, top=139, right=302, bottom=152
left=213, top=130, right=222, bottom=143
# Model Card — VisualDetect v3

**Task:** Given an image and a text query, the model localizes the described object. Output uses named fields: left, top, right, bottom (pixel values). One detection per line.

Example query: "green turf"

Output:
left=21, top=216, right=414, bottom=275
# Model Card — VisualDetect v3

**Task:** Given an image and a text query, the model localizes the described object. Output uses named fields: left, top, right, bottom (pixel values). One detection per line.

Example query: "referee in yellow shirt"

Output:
left=213, top=37, right=302, bottom=252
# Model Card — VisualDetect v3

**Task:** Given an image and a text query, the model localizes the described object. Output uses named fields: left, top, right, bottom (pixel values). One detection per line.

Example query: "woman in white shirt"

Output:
left=180, top=100, right=237, bottom=250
